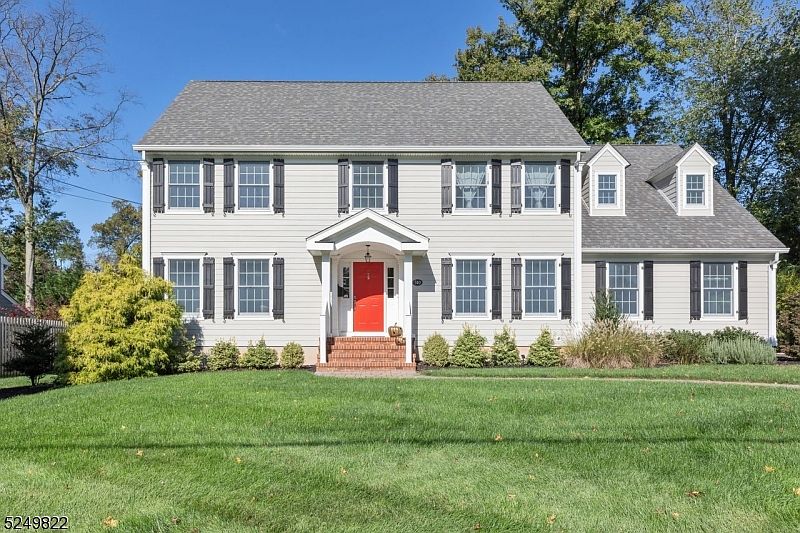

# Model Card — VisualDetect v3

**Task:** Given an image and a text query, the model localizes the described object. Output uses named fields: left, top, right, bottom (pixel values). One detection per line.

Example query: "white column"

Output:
left=403, top=252, right=413, bottom=363
left=768, top=252, right=779, bottom=345
left=572, top=156, right=584, bottom=330
left=319, top=252, right=331, bottom=364
left=331, top=256, right=339, bottom=336
left=140, top=153, right=151, bottom=272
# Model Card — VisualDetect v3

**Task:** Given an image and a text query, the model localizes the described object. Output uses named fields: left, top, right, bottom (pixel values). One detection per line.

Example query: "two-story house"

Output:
left=134, top=81, right=787, bottom=369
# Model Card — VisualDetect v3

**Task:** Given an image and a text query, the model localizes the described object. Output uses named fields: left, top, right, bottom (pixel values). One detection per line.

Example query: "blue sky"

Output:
left=49, top=0, right=507, bottom=260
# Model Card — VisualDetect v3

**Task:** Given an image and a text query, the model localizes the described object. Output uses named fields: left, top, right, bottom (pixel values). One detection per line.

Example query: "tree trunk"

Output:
left=23, top=194, right=35, bottom=311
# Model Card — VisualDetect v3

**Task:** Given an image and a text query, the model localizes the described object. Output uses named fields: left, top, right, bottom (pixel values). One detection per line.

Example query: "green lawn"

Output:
left=0, top=371, right=798, bottom=532
left=423, top=364, right=800, bottom=385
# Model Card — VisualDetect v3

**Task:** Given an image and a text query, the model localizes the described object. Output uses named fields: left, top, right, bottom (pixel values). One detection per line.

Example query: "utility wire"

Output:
left=45, top=189, right=120, bottom=205
left=48, top=177, right=141, bottom=205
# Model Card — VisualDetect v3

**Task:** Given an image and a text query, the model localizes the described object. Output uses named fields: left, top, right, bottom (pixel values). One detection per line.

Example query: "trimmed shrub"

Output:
left=591, top=291, right=622, bottom=329
left=662, top=329, right=708, bottom=364
left=563, top=320, right=662, bottom=368
left=491, top=326, right=520, bottom=366
left=702, top=338, right=776, bottom=365
left=60, top=255, right=186, bottom=384
left=175, top=333, right=202, bottom=373
left=451, top=326, right=487, bottom=368
left=3, top=324, right=57, bottom=386
left=527, top=328, right=560, bottom=367
left=206, top=339, right=239, bottom=370
left=709, top=327, right=763, bottom=343
left=239, top=338, right=278, bottom=369
left=281, top=342, right=305, bottom=369
left=422, top=333, right=450, bottom=367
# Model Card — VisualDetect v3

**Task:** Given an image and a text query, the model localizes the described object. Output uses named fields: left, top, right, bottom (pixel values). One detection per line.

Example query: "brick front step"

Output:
left=321, top=336, right=414, bottom=371
left=328, top=351, right=405, bottom=358
left=318, top=363, right=417, bottom=371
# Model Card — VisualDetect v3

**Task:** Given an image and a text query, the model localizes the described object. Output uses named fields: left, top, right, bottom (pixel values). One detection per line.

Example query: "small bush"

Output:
left=281, top=342, right=305, bottom=369
left=239, top=338, right=278, bottom=369
left=422, top=333, right=450, bottom=367
left=709, top=327, right=763, bottom=343
left=563, top=320, right=662, bottom=368
left=702, top=338, right=776, bottom=365
left=491, top=326, right=520, bottom=366
left=3, top=324, right=57, bottom=386
left=206, top=339, right=239, bottom=370
left=662, top=329, right=708, bottom=364
left=591, top=291, right=622, bottom=329
left=527, top=328, right=560, bottom=367
left=451, top=326, right=487, bottom=368
left=177, top=353, right=203, bottom=373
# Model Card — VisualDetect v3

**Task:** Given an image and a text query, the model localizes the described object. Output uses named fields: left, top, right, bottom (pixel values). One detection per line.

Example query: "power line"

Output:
left=45, top=189, right=120, bottom=205
left=48, top=177, right=141, bottom=205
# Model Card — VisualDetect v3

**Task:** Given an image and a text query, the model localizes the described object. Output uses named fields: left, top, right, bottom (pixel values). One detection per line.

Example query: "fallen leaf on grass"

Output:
left=170, top=517, right=181, bottom=525
left=686, top=490, right=703, bottom=498
left=135, top=449, right=144, bottom=458
left=473, top=523, right=481, bottom=530
left=546, top=514, right=556, bottom=525
left=340, top=468, right=348, bottom=475
left=764, top=465, right=775, bottom=473
left=102, top=516, right=118, bottom=528
left=494, top=434, right=503, bottom=442
left=671, top=512, right=680, bottom=520
left=793, top=487, right=800, bottom=496
left=234, top=456, right=242, bottom=464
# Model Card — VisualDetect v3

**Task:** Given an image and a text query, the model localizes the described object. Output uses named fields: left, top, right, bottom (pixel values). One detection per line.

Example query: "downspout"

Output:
left=572, top=152, right=584, bottom=334
left=768, top=251, right=779, bottom=346
left=140, top=150, right=151, bottom=272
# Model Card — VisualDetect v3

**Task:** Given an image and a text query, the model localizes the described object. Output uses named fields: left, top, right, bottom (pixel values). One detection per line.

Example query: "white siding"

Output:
left=588, top=150, right=626, bottom=216
left=150, top=154, right=577, bottom=359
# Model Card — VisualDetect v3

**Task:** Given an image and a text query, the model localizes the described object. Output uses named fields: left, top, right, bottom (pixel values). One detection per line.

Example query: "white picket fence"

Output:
left=0, top=316, right=66, bottom=377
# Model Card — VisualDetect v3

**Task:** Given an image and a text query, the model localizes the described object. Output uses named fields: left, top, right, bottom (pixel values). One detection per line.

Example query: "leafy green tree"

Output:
left=445, top=0, right=685, bottom=142
left=0, top=199, right=84, bottom=318
left=59, top=255, right=185, bottom=384
left=89, top=200, right=142, bottom=266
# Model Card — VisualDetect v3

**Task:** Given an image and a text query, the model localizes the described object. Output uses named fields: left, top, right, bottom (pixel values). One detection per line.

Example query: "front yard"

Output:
left=0, top=370, right=798, bottom=531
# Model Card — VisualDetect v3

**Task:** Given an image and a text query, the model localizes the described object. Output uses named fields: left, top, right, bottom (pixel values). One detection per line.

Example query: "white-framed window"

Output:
left=524, top=258, right=558, bottom=317
left=686, top=174, right=705, bottom=205
left=169, top=258, right=201, bottom=313
left=524, top=161, right=557, bottom=210
left=454, top=162, right=488, bottom=211
left=454, top=257, right=490, bottom=317
left=597, top=173, right=618, bottom=205
left=703, top=262, right=734, bottom=316
left=608, top=262, right=640, bottom=316
left=352, top=161, right=385, bottom=210
left=238, top=161, right=270, bottom=209
left=168, top=161, right=201, bottom=209
left=237, top=258, right=271, bottom=315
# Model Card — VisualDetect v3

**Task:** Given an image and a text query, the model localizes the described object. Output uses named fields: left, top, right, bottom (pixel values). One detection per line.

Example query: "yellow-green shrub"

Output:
left=281, top=342, right=305, bottom=368
left=422, top=333, right=450, bottom=367
left=239, top=338, right=278, bottom=369
left=207, top=339, right=239, bottom=370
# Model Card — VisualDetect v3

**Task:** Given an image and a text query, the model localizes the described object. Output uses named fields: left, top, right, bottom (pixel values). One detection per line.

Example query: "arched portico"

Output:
left=306, top=210, right=429, bottom=364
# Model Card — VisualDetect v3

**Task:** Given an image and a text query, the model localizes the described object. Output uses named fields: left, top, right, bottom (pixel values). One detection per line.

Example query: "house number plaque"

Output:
left=413, top=279, right=423, bottom=286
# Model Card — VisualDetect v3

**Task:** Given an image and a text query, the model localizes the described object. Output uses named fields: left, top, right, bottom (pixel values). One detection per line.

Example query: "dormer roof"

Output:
left=646, top=143, right=717, bottom=182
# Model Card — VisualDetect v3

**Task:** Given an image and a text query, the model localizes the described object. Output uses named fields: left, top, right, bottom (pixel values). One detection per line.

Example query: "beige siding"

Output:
left=581, top=256, right=770, bottom=337
left=150, top=155, right=577, bottom=357
left=588, top=150, right=626, bottom=216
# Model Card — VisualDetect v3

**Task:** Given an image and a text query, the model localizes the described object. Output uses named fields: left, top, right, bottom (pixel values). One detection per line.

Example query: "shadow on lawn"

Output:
left=0, top=383, right=58, bottom=401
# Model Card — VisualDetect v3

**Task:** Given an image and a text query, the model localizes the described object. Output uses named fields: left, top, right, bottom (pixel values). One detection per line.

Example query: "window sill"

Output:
left=518, top=209, right=561, bottom=215
left=451, top=210, right=493, bottom=216
left=234, top=209, right=274, bottom=214
left=520, top=314, right=561, bottom=321
left=699, top=315, right=737, bottom=321
left=235, top=314, right=274, bottom=321
left=161, top=208, right=205, bottom=214
left=452, top=315, right=493, bottom=321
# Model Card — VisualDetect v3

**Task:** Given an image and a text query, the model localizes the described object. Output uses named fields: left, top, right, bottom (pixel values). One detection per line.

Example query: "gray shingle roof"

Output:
left=0, top=291, right=17, bottom=309
left=583, top=144, right=786, bottom=251
left=137, top=81, right=587, bottom=149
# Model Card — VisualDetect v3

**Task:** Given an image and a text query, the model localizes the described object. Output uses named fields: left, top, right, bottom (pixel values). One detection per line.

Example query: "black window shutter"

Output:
left=441, top=258, right=452, bottom=320
left=491, top=159, right=502, bottom=214
left=595, top=261, right=607, bottom=297
left=338, top=159, right=349, bottom=214
left=441, top=159, right=452, bottom=214
left=152, top=257, right=164, bottom=278
left=273, top=159, right=285, bottom=213
left=511, top=257, right=522, bottom=319
left=690, top=261, right=701, bottom=320
left=643, top=260, right=654, bottom=320
left=738, top=261, right=748, bottom=320
left=510, top=160, right=522, bottom=213
left=223, top=257, right=235, bottom=319
left=491, top=257, right=502, bottom=319
left=560, top=159, right=571, bottom=214
left=561, top=258, right=572, bottom=320
left=223, top=159, right=235, bottom=213
left=152, top=158, right=165, bottom=213
left=273, top=257, right=285, bottom=319
left=202, top=158, right=215, bottom=213
left=203, top=257, right=215, bottom=319
left=387, top=159, right=399, bottom=214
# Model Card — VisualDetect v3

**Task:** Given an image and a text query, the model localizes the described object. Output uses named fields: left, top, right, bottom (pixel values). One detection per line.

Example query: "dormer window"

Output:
left=685, top=174, right=705, bottom=205
left=597, top=174, right=618, bottom=205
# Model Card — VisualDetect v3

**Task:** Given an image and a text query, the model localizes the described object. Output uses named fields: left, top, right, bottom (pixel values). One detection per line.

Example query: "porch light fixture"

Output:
left=364, top=244, right=372, bottom=263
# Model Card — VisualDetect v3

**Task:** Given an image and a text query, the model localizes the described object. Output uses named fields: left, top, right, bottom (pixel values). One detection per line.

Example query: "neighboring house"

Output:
left=0, top=251, right=19, bottom=310
left=134, top=81, right=787, bottom=369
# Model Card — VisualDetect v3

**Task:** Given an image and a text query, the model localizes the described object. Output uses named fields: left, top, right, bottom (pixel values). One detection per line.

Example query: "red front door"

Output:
left=353, top=262, right=384, bottom=332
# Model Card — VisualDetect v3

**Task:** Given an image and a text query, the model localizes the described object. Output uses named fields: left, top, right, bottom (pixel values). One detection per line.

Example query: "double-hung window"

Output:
left=168, top=161, right=201, bottom=208
left=525, top=259, right=557, bottom=316
left=239, top=259, right=270, bottom=315
left=608, top=262, right=639, bottom=316
left=686, top=174, right=705, bottom=205
left=597, top=174, right=617, bottom=205
left=169, top=259, right=201, bottom=313
left=703, top=263, right=733, bottom=316
left=455, top=259, right=487, bottom=316
left=455, top=162, right=487, bottom=210
left=524, top=162, right=556, bottom=210
left=238, top=162, right=270, bottom=209
left=352, top=162, right=384, bottom=209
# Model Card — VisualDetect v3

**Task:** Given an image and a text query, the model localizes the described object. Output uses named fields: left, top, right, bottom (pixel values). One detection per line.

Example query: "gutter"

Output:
left=133, top=144, right=591, bottom=154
